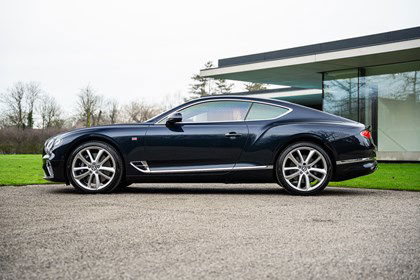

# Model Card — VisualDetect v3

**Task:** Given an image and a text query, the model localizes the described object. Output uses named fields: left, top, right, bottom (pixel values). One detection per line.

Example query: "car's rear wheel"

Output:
left=67, top=141, right=123, bottom=193
left=275, top=142, right=332, bottom=195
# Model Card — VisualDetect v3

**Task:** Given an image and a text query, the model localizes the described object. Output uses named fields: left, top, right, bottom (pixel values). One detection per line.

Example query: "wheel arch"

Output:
left=273, top=134, right=337, bottom=175
left=63, top=134, right=126, bottom=184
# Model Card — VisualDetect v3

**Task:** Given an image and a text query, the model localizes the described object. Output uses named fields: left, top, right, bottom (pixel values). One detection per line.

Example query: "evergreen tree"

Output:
left=215, top=79, right=233, bottom=94
left=189, top=61, right=215, bottom=99
left=244, top=82, right=267, bottom=92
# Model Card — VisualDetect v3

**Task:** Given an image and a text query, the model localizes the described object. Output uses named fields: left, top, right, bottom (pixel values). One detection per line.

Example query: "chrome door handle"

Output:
left=225, top=132, right=242, bottom=138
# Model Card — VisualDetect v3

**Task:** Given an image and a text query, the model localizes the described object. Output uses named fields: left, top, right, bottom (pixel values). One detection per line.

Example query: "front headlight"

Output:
left=52, top=137, right=62, bottom=148
left=45, top=136, right=63, bottom=154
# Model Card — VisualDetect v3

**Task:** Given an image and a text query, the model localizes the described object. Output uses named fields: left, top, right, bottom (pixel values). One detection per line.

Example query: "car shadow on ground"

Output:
left=47, top=185, right=369, bottom=197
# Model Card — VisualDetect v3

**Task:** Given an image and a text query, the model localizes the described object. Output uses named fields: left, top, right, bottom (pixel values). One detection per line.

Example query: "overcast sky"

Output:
left=1, top=0, right=420, bottom=113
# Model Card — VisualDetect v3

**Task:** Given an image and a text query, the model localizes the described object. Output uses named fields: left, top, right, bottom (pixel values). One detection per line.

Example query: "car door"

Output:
left=139, top=100, right=251, bottom=174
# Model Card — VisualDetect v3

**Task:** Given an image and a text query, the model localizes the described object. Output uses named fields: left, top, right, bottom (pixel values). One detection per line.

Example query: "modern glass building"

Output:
left=323, top=62, right=420, bottom=159
left=201, top=27, right=420, bottom=161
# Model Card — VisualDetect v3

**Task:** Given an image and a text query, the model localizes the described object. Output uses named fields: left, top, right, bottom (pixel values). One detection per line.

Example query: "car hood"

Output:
left=55, top=123, right=149, bottom=139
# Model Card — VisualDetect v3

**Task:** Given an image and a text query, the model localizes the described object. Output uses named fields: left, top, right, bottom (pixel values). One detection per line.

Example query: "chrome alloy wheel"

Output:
left=281, top=146, right=328, bottom=192
left=71, top=146, right=116, bottom=191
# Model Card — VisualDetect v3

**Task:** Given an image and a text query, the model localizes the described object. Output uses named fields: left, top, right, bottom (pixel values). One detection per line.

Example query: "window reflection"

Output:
left=323, top=61, right=420, bottom=153
left=365, top=63, right=420, bottom=152
left=323, top=70, right=359, bottom=121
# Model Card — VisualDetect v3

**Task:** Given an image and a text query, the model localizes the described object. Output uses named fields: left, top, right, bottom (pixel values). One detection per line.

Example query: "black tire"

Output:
left=67, top=141, right=124, bottom=194
left=275, top=142, right=332, bottom=195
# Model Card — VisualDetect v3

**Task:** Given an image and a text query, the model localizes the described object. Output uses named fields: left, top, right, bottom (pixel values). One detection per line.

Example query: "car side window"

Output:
left=179, top=101, right=251, bottom=123
left=245, top=103, right=289, bottom=121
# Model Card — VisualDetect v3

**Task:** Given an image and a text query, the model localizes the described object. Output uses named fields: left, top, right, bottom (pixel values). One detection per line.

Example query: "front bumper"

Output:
left=42, top=153, right=66, bottom=182
left=332, top=157, right=377, bottom=181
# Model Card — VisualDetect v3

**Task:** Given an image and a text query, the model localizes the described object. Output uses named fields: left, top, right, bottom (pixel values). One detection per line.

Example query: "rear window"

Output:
left=246, top=103, right=289, bottom=121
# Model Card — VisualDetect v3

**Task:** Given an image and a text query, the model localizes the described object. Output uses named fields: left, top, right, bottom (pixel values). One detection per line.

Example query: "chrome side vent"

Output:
left=130, top=161, right=150, bottom=173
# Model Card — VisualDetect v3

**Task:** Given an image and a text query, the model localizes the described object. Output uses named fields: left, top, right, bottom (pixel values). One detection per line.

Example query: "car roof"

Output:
left=191, top=95, right=293, bottom=107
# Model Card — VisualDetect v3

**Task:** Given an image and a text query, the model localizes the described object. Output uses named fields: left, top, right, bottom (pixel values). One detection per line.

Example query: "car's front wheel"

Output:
left=276, top=142, right=332, bottom=195
left=67, top=141, right=123, bottom=193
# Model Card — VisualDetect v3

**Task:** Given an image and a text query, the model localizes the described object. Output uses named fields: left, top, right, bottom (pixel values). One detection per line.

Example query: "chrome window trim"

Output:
left=130, top=161, right=273, bottom=174
left=154, top=99, right=292, bottom=125
left=336, top=157, right=375, bottom=165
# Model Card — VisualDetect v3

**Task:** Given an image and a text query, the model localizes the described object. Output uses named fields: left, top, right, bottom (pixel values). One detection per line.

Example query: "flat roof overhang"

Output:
left=201, top=27, right=420, bottom=89
left=245, top=88, right=322, bottom=106
left=225, top=87, right=322, bottom=106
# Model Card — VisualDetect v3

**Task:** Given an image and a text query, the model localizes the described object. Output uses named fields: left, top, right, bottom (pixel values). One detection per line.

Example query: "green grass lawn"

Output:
left=0, top=154, right=53, bottom=186
left=328, top=163, right=420, bottom=191
left=0, top=154, right=419, bottom=191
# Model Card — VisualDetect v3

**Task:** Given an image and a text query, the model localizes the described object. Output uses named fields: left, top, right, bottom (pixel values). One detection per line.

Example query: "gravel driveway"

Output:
left=1, top=184, right=419, bottom=279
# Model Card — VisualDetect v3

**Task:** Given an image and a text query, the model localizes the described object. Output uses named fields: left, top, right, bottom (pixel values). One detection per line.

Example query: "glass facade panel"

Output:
left=358, top=69, right=377, bottom=142
left=323, top=61, right=420, bottom=154
left=323, top=69, right=359, bottom=121
left=364, top=62, right=420, bottom=152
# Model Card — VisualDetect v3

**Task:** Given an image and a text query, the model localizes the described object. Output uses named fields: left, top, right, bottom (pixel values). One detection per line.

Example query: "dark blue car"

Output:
left=43, top=96, right=377, bottom=195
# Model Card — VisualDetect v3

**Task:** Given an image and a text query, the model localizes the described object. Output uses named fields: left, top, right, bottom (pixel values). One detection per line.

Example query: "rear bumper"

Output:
left=332, top=157, right=377, bottom=181
left=42, top=153, right=66, bottom=182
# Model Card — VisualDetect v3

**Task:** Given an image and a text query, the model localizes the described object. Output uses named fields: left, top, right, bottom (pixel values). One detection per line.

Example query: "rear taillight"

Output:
left=360, top=129, right=372, bottom=140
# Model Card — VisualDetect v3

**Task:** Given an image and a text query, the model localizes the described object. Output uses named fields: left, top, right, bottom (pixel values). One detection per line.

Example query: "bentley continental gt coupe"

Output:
left=43, top=96, right=377, bottom=195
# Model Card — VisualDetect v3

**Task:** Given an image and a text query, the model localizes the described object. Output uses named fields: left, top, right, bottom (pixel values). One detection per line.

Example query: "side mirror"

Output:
left=166, top=112, right=182, bottom=124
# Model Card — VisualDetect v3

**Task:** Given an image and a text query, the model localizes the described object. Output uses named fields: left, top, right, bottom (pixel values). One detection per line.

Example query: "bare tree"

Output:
left=39, top=94, right=63, bottom=129
left=162, top=92, right=185, bottom=110
left=76, top=85, right=102, bottom=127
left=25, top=82, right=42, bottom=128
left=94, top=110, right=103, bottom=126
left=124, top=100, right=162, bottom=123
left=0, top=115, right=7, bottom=128
left=1, top=82, right=27, bottom=129
left=106, top=99, right=120, bottom=124
left=326, top=79, right=357, bottom=119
